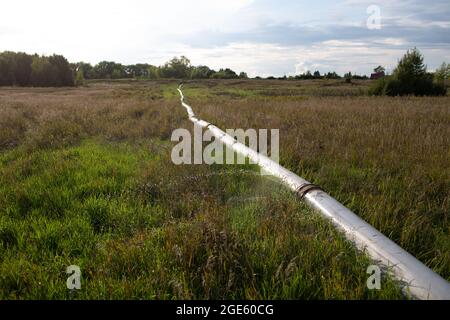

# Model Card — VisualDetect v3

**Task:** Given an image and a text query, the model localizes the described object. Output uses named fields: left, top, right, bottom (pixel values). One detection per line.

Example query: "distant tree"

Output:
left=125, top=63, right=152, bottom=78
left=147, top=65, right=160, bottom=79
left=191, top=65, right=214, bottom=79
left=313, top=70, right=321, bottom=78
left=434, top=62, right=450, bottom=82
left=160, top=56, right=191, bottom=78
left=295, top=71, right=314, bottom=80
left=325, top=71, right=340, bottom=79
left=224, top=68, right=239, bottom=79
left=125, top=64, right=139, bottom=77
left=93, top=61, right=116, bottom=79
left=72, top=62, right=94, bottom=79
left=352, top=74, right=369, bottom=80
left=0, top=52, right=16, bottom=85
left=239, top=71, right=248, bottom=79
left=31, top=56, right=57, bottom=86
left=75, top=68, right=84, bottom=86
left=82, top=62, right=94, bottom=79
left=14, top=52, right=33, bottom=85
left=0, top=56, right=9, bottom=85
left=0, top=51, right=33, bottom=86
left=28, top=54, right=74, bottom=86
left=111, top=64, right=126, bottom=79
left=48, top=54, right=74, bottom=86
left=211, top=68, right=238, bottom=79
left=374, top=65, right=385, bottom=73
left=395, top=48, right=426, bottom=82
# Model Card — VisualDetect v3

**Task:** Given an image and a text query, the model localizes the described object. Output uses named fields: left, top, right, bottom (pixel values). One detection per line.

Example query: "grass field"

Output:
left=0, top=79, right=448, bottom=299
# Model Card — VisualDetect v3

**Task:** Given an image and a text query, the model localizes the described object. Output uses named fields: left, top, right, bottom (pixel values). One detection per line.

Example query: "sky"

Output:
left=1, top=0, right=449, bottom=77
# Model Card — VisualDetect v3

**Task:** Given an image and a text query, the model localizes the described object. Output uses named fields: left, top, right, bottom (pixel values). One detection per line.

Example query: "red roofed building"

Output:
left=371, top=65, right=386, bottom=79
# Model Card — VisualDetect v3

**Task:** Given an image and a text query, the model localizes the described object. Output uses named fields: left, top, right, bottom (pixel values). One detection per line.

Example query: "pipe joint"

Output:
left=296, top=183, right=323, bottom=199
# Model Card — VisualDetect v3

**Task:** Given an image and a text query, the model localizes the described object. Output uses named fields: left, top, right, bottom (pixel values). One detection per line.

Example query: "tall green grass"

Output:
left=0, top=139, right=403, bottom=299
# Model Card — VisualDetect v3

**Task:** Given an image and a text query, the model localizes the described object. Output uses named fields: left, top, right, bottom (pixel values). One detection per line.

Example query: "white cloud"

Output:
left=0, top=0, right=255, bottom=63
left=373, top=38, right=408, bottom=46
left=321, top=40, right=368, bottom=47
left=0, top=0, right=448, bottom=76
left=162, top=40, right=450, bottom=77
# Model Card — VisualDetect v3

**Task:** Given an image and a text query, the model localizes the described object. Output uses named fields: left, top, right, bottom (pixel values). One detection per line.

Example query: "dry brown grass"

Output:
left=0, top=82, right=185, bottom=150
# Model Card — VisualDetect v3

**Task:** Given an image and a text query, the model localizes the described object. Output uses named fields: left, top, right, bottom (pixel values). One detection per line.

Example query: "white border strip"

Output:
left=177, top=85, right=450, bottom=300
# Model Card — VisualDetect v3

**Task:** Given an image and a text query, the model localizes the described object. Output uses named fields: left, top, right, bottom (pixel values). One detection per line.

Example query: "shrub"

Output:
left=368, top=76, right=387, bottom=95
left=370, top=48, right=447, bottom=96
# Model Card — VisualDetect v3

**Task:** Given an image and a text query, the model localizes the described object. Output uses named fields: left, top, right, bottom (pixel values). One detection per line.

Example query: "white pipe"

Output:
left=176, top=85, right=450, bottom=300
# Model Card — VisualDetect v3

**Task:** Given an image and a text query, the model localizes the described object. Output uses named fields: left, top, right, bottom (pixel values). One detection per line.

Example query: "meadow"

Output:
left=0, top=79, right=448, bottom=299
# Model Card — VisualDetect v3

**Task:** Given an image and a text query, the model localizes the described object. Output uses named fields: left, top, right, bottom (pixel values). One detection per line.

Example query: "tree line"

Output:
left=1, top=49, right=448, bottom=96
left=0, top=52, right=249, bottom=87
left=264, top=71, right=367, bottom=80
left=0, top=50, right=363, bottom=86
left=73, top=56, right=248, bottom=84
left=0, top=51, right=360, bottom=86
left=0, top=51, right=74, bottom=86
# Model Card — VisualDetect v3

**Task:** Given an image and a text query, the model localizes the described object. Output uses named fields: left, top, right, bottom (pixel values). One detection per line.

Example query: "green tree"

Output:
left=239, top=71, right=248, bottom=79
left=0, top=51, right=33, bottom=86
left=126, top=63, right=153, bottom=78
left=191, top=65, right=214, bottom=79
left=110, top=64, right=126, bottom=79
left=93, top=61, right=116, bottom=79
left=325, top=71, right=340, bottom=79
left=14, top=52, right=33, bottom=85
left=48, top=54, right=74, bottom=86
left=160, top=56, right=192, bottom=78
left=75, top=68, right=84, bottom=86
left=211, top=68, right=239, bottom=79
left=147, top=65, right=160, bottom=79
left=434, top=62, right=450, bottom=82
left=73, top=62, right=94, bottom=79
left=395, top=48, right=425, bottom=81
left=374, top=65, right=385, bottom=73
left=31, top=56, right=57, bottom=86
left=0, top=53, right=15, bottom=85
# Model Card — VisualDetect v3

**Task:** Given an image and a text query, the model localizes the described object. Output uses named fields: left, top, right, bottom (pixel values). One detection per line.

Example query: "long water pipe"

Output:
left=176, top=85, right=450, bottom=300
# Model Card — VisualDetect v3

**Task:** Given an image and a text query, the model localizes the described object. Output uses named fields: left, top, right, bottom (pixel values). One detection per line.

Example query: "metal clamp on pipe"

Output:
left=296, top=183, right=323, bottom=199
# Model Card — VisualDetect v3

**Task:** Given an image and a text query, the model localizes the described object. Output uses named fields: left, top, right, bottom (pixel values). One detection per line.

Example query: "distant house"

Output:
left=371, top=66, right=385, bottom=79
left=370, top=71, right=385, bottom=79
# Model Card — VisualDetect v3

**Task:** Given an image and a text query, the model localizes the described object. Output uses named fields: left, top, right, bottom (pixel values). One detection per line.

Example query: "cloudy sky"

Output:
left=1, top=0, right=449, bottom=77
